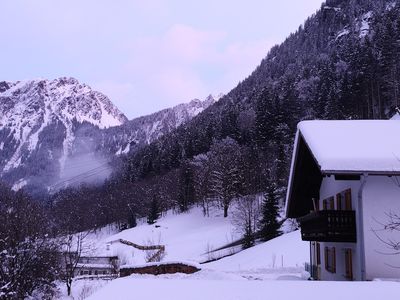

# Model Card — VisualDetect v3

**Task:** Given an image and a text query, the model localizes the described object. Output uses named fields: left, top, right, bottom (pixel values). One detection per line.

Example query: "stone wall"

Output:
left=120, top=263, right=200, bottom=277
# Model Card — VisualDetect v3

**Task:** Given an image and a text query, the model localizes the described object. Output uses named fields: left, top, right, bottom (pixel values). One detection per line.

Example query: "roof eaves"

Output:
left=321, top=169, right=400, bottom=176
left=285, top=130, right=323, bottom=218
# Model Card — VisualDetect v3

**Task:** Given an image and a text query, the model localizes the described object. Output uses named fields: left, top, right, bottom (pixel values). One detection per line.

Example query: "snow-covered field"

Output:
left=86, top=275, right=400, bottom=300
left=79, top=207, right=246, bottom=265
left=57, top=207, right=400, bottom=299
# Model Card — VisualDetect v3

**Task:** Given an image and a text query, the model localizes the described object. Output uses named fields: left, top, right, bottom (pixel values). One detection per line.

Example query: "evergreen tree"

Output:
left=259, top=183, right=281, bottom=241
left=255, top=88, right=276, bottom=149
left=127, top=208, right=137, bottom=228
left=242, top=221, right=255, bottom=249
left=147, top=198, right=160, bottom=225
left=177, top=160, right=195, bottom=213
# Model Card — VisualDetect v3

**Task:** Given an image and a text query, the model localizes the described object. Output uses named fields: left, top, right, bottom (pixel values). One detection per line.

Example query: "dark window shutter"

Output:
left=336, top=193, right=342, bottom=210
left=332, top=247, right=336, bottom=273
left=324, top=247, right=328, bottom=270
left=345, top=189, right=352, bottom=210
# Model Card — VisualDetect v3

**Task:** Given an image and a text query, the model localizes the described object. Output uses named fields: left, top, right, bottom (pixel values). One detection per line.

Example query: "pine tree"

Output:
left=242, top=220, right=255, bottom=249
left=259, top=183, right=281, bottom=241
left=147, top=198, right=160, bottom=225
left=127, top=208, right=137, bottom=228
left=177, top=160, right=195, bottom=213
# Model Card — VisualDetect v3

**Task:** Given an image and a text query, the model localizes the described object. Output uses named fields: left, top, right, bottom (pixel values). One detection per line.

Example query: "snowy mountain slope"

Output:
left=0, top=77, right=218, bottom=193
left=73, top=205, right=306, bottom=271
left=0, top=77, right=127, bottom=192
left=104, top=94, right=220, bottom=156
left=77, top=206, right=240, bottom=266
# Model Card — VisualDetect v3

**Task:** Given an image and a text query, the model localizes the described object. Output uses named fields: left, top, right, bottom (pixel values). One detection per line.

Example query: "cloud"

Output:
left=116, top=24, right=275, bottom=117
left=0, top=0, right=324, bottom=119
left=162, top=24, right=226, bottom=63
left=156, top=67, right=207, bottom=103
left=124, top=24, right=226, bottom=72
left=217, top=38, right=277, bottom=89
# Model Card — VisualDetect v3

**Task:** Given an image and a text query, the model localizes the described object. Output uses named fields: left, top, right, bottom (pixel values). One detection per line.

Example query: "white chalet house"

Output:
left=285, top=120, right=400, bottom=281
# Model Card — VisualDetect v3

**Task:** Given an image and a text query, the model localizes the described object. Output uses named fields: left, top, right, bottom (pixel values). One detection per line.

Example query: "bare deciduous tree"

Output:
left=374, top=211, right=400, bottom=256
left=232, top=195, right=261, bottom=249
left=60, top=231, right=92, bottom=296
left=209, top=138, right=243, bottom=217
left=192, top=154, right=213, bottom=217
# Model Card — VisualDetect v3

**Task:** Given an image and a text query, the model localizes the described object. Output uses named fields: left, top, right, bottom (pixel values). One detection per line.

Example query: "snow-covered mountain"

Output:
left=0, top=77, right=219, bottom=193
left=107, top=94, right=221, bottom=156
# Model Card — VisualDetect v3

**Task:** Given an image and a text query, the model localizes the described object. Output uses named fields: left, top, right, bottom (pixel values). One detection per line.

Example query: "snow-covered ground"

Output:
left=57, top=207, right=400, bottom=299
left=85, top=275, right=400, bottom=300
left=80, top=207, right=244, bottom=265
left=207, top=230, right=306, bottom=272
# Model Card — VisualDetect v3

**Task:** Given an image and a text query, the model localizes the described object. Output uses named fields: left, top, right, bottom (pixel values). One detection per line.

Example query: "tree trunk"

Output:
left=223, top=203, right=228, bottom=218
left=67, top=279, right=72, bottom=296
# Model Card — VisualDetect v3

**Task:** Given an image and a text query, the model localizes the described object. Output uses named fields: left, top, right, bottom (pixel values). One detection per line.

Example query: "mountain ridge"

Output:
left=0, top=77, right=219, bottom=193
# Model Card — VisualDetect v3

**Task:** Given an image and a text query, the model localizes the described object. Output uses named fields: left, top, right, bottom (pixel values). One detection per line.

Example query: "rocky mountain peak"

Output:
left=0, top=78, right=219, bottom=193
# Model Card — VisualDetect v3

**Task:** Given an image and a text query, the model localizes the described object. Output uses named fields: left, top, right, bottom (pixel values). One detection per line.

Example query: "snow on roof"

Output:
left=76, top=263, right=114, bottom=269
left=298, top=120, right=400, bottom=173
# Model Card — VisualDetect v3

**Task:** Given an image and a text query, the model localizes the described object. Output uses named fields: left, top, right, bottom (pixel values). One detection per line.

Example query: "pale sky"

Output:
left=0, top=0, right=324, bottom=119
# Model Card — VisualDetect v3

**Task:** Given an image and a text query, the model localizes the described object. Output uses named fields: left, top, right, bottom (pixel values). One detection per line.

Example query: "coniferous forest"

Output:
left=49, top=0, right=400, bottom=233
left=2, top=0, right=400, bottom=297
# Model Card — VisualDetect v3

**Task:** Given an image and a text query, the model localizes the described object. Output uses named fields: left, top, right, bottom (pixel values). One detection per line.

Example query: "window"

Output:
left=323, top=199, right=327, bottom=210
left=336, top=193, right=342, bottom=210
left=335, top=189, right=352, bottom=211
left=344, top=189, right=352, bottom=210
left=344, top=249, right=353, bottom=280
left=324, top=247, right=336, bottom=273
left=328, top=197, right=334, bottom=210
left=316, top=243, right=321, bottom=265
left=322, top=197, right=334, bottom=210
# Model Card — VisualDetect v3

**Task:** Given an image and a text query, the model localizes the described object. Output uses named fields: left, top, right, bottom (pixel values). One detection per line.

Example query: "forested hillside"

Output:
left=51, top=0, right=400, bottom=233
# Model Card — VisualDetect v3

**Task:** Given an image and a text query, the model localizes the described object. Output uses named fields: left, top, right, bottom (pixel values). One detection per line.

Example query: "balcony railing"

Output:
left=298, top=210, right=356, bottom=243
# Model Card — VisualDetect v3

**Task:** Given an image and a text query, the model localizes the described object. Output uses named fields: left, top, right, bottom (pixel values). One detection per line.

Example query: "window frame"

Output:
left=324, top=246, right=336, bottom=273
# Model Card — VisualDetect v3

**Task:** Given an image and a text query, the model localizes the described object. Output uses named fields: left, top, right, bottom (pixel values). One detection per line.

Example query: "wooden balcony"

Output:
left=298, top=210, right=356, bottom=243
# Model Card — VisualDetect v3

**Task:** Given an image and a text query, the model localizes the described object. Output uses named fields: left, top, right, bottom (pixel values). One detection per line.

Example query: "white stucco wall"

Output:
left=318, top=176, right=362, bottom=281
left=362, top=176, right=400, bottom=280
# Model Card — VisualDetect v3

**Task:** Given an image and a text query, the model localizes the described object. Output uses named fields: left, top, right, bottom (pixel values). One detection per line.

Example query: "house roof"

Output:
left=285, top=119, right=400, bottom=218
left=298, top=120, right=400, bottom=174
